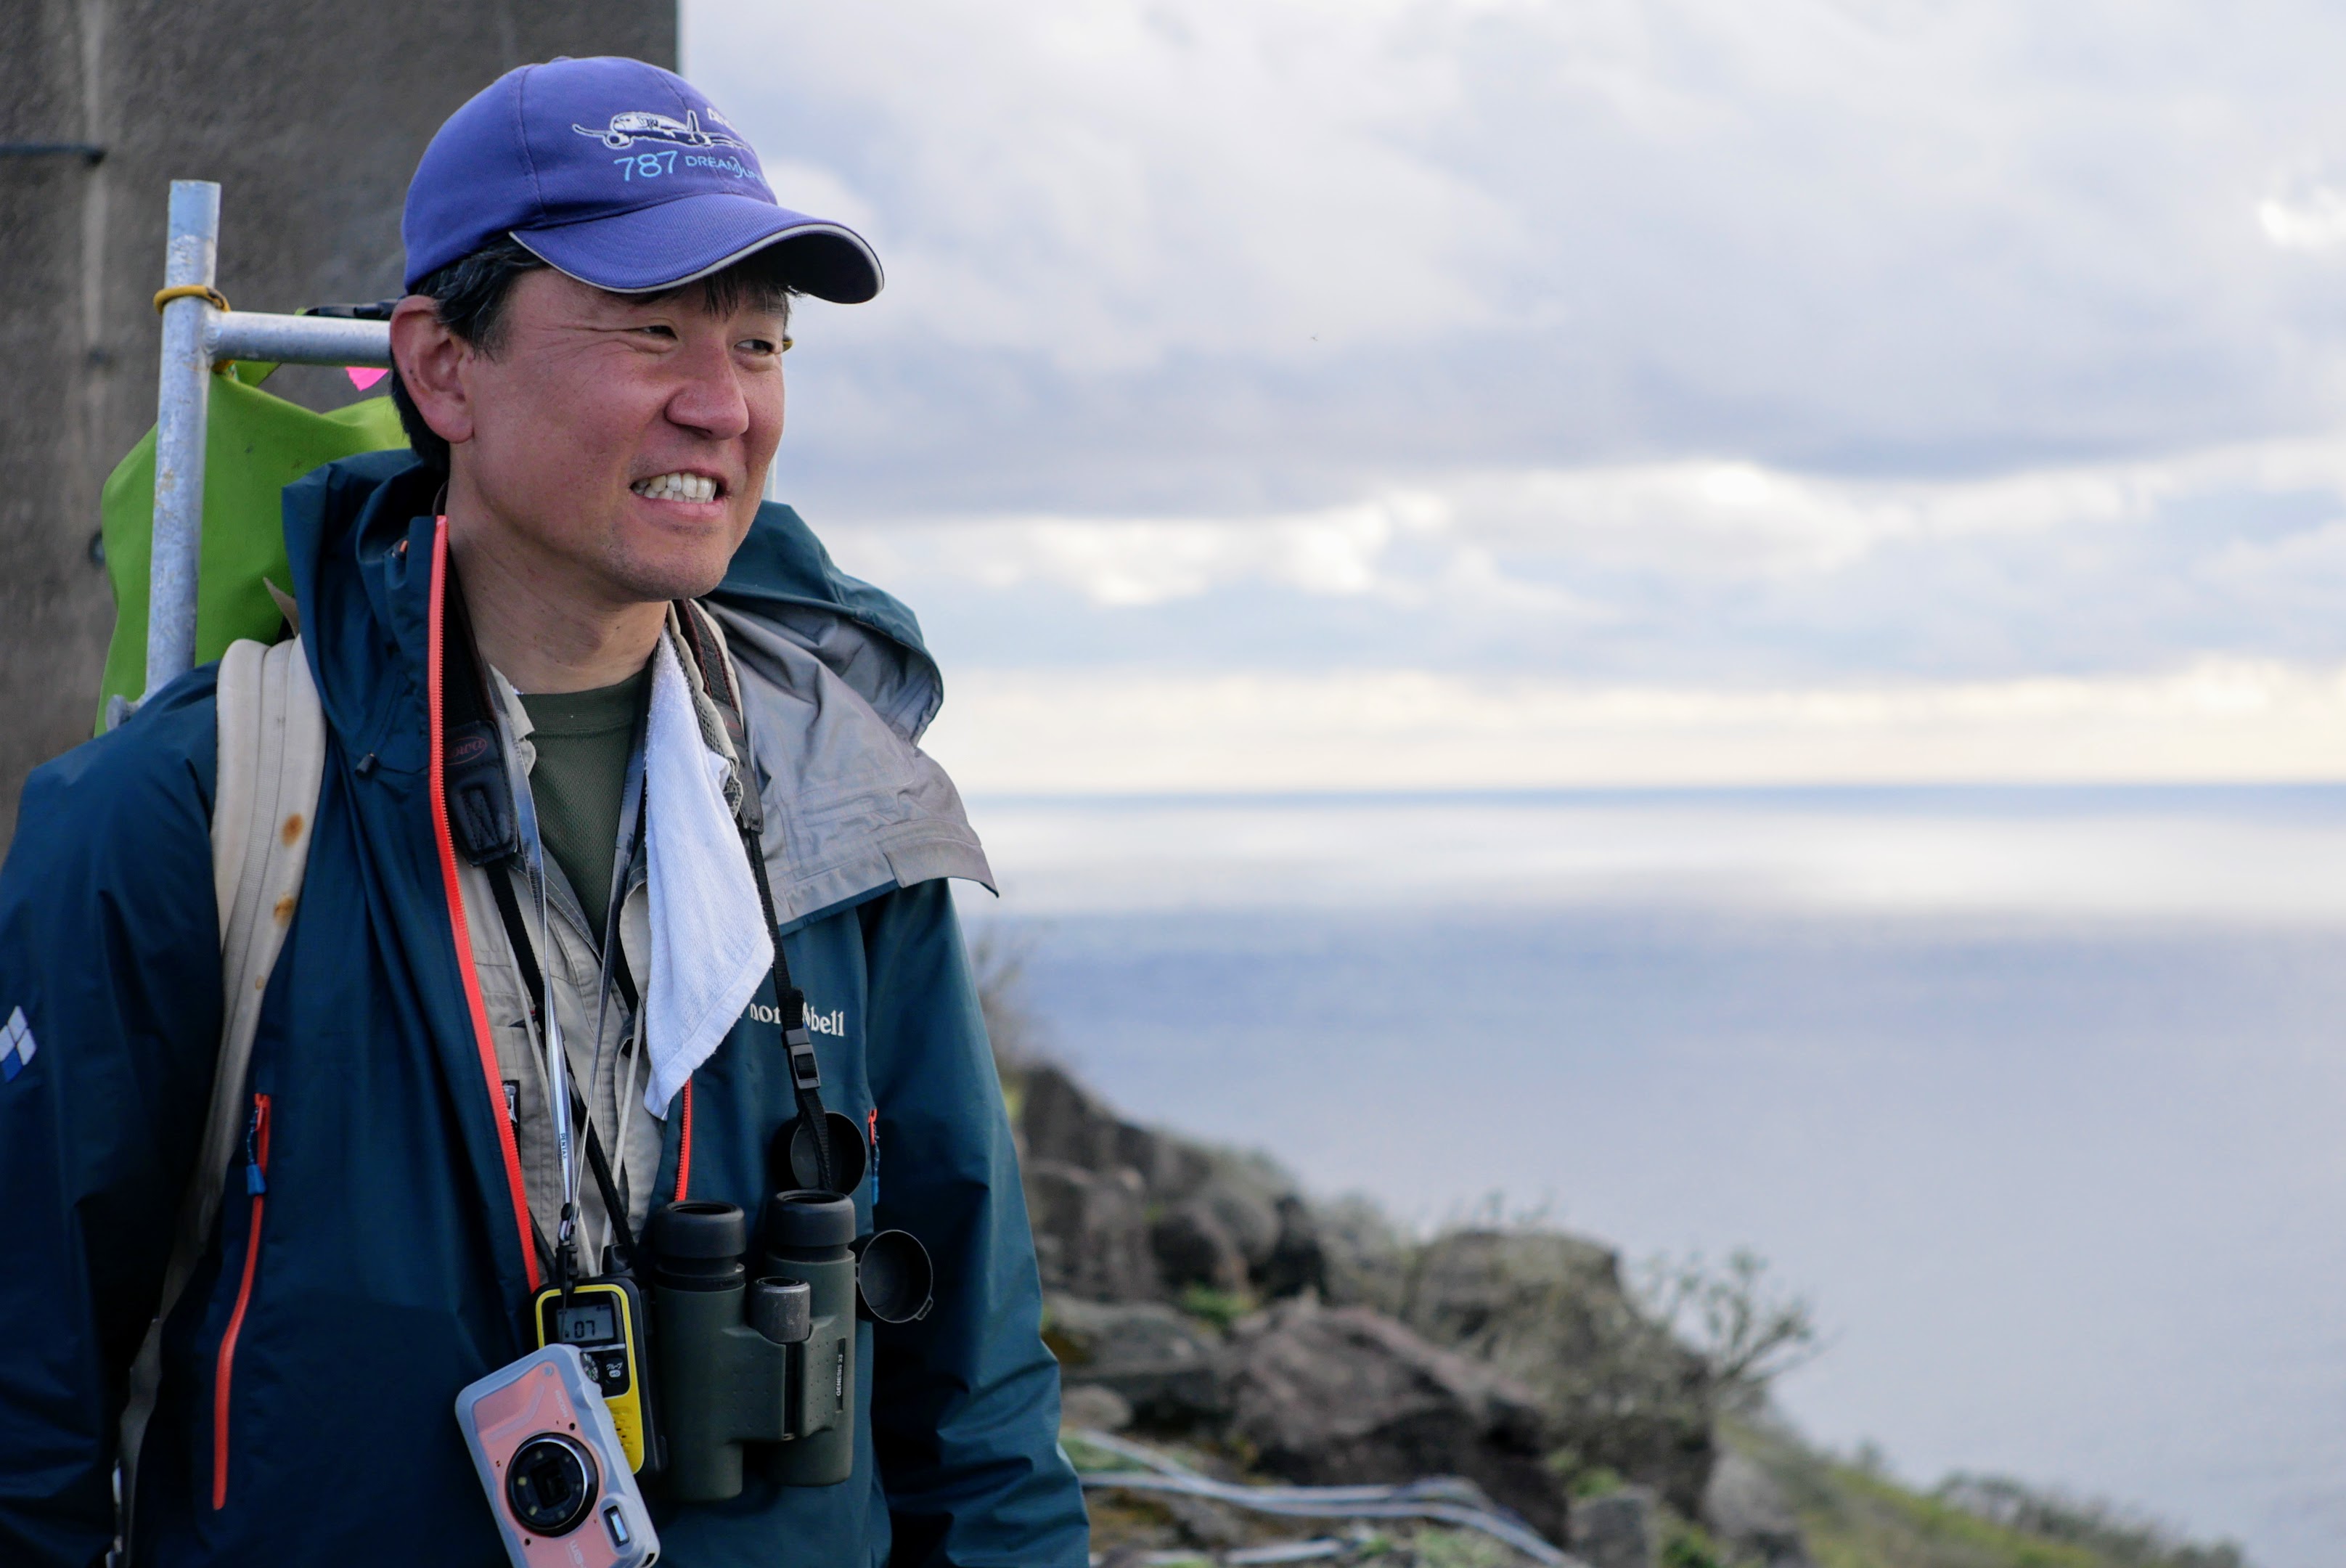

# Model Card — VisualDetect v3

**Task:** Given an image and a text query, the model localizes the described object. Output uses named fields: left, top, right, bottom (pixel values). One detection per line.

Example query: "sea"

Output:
left=953, top=785, right=2346, bottom=1568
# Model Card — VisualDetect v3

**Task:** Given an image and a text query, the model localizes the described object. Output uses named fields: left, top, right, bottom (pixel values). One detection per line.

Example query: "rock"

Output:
left=1014, top=1062, right=1218, bottom=1203
left=1314, top=1193, right=1410, bottom=1316
left=1256, top=1193, right=1330, bottom=1301
left=1702, top=1450, right=1812, bottom=1567
left=1058, top=1383, right=1135, bottom=1433
left=1117, top=1119, right=1211, bottom=1195
left=1024, top=1160, right=1158, bottom=1302
left=1154, top=1492, right=1251, bottom=1549
left=1045, top=1294, right=1227, bottom=1426
left=1221, top=1297, right=1568, bottom=1543
left=1400, top=1230, right=1715, bottom=1516
left=1190, top=1156, right=1288, bottom=1270
left=1151, top=1201, right=1248, bottom=1294
left=1014, top=1059, right=1323, bottom=1304
left=1020, top=1066, right=1128, bottom=1171
left=1570, top=1488, right=1658, bottom=1568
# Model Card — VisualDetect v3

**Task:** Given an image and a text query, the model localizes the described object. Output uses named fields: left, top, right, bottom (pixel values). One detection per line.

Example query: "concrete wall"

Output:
left=0, top=0, right=676, bottom=840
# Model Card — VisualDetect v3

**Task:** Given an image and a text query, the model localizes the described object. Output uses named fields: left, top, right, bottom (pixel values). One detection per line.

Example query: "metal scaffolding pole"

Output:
left=142, top=179, right=395, bottom=703
left=147, top=181, right=220, bottom=701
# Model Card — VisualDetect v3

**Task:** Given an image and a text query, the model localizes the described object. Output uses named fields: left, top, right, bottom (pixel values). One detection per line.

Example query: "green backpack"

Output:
left=95, top=362, right=406, bottom=732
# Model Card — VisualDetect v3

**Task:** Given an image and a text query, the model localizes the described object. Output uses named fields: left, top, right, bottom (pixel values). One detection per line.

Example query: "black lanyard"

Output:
left=486, top=862, right=642, bottom=1275
left=671, top=600, right=837, bottom=1196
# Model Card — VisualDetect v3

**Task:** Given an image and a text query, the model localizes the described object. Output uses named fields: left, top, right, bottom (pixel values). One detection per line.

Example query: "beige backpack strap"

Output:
left=117, top=635, right=326, bottom=1538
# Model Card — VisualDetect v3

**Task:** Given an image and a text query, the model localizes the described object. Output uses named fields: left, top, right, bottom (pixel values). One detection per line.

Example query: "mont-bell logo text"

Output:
left=750, top=1001, right=843, bottom=1037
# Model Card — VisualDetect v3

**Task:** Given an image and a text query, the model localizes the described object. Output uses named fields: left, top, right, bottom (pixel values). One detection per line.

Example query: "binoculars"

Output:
left=645, top=1190, right=933, bottom=1500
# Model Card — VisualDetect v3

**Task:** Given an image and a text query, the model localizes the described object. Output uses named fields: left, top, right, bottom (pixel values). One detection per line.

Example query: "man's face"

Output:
left=428, top=267, right=786, bottom=606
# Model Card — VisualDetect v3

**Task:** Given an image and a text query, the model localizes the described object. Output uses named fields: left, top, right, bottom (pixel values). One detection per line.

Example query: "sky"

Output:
left=685, top=0, right=2346, bottom=791
left=676, top=10, right=2346, bottom=1555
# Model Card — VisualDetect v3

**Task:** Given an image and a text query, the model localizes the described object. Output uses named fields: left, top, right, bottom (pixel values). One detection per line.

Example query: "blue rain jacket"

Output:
left=0, top=452, right=1086, bottom=1567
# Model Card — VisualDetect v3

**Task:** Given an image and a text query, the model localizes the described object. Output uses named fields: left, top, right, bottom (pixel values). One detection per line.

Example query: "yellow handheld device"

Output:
left=532, top=1277, right=655, bottom=1474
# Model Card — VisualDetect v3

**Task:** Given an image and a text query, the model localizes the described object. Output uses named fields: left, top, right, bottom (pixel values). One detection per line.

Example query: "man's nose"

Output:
left=664, top=341, right=753, bottom=441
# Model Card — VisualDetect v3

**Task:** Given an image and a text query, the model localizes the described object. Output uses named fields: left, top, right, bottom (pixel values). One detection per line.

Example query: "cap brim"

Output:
left=513, top=192, right=883, bottom=304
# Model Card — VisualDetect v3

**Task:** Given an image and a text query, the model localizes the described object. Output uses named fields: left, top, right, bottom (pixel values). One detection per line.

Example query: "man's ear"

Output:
left=389, top=296, right=475, bottom=446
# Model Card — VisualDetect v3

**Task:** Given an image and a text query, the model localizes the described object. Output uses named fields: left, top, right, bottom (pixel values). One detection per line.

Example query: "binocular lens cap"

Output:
left=782, top=1111, right=871, bottom=1196
left=855, top=1229, right=936, bottom=1325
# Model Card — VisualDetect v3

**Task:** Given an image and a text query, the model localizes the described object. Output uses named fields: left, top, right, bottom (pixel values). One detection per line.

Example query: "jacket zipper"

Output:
left=212, top=1092, right=271, bottom=1510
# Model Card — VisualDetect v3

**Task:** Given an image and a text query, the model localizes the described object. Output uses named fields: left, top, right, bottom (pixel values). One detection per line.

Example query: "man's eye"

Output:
left=638, top=324, right=678, bottom=340
left=740, top=337, right=787, bottom=356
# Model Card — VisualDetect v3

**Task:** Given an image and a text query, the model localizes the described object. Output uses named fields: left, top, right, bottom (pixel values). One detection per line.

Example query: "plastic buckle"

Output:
left=786, top=1027, right=822, bottom=1091
left=444, top=719, right=520, bottom=865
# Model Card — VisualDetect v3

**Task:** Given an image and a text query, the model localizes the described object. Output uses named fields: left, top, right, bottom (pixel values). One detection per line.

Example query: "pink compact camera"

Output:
left=455, top=1344, right=660, bottom=1567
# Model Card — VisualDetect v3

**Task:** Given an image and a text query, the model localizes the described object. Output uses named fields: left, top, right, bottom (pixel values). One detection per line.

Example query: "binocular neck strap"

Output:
left=743, top=823, right=836, bottom=1196
left=670, top=598, right=840, bottom=1198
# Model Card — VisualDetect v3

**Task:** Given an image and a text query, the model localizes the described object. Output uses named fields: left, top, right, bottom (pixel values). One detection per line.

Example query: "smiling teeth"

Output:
left=633, top=472, right=717, bottom=503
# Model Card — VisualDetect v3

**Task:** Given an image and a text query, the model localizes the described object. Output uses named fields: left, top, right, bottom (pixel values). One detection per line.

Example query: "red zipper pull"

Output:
left=244, top=1095, right=271, bottom=1196
left=215, top=1090, right=274, bottom=1510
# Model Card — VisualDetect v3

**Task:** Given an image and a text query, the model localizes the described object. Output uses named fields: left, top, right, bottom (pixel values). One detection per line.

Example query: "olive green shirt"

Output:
left=518, top=666, right=650, bottom=946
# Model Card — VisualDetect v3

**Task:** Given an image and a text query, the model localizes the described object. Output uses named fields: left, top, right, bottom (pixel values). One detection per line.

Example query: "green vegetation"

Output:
left=1565, top=1464, right=1628, bottom=1500
left=1407, top=1527, right=1519, bottom=1568
left=1725, top=1419, right=2246, bottom=1568
left=1177, top=1283, right=1257, bottom=1331
left=1638, top=1249, right=1823, bottom=1405
left=1659, top=1515, right=1733, bottom=1568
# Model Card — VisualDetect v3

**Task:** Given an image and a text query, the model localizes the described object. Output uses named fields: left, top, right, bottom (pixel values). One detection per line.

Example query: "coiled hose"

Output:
left=1066, top=1428, right=1578, bottom=1566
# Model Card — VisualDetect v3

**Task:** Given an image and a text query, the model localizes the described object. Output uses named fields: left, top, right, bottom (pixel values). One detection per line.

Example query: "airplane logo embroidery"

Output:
left=0, top=1008, right=36, bottom=1082
left=574, top=110, right=747, bottom=152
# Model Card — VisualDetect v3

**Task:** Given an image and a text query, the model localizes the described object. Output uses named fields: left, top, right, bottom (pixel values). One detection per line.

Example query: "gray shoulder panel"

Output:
left=710, top=604, right=995, bottom=928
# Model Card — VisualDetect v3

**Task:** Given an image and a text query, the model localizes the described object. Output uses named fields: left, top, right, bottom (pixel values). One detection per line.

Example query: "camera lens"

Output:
left=505, top=1433, right=599, bottom=1536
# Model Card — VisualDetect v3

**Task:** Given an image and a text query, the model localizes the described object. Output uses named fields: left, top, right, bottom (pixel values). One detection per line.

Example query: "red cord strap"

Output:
left=425, top=517, right=541, bottom=1294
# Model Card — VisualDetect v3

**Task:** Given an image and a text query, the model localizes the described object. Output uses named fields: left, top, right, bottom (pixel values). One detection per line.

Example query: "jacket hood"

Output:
left=712, top=502, right=947, bottom=746
left=280, top=451, right=991, bottom=925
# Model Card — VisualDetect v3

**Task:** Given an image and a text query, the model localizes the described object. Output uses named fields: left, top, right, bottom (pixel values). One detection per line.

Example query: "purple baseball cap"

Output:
left=403, top=57, right=881, bottom=303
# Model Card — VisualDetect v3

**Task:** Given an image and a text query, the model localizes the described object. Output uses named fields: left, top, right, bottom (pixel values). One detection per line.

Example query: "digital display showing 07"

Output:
left=555, top=1299, right=617, bottom=1345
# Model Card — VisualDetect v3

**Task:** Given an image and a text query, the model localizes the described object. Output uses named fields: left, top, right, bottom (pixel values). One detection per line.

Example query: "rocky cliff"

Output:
left=1003, top=1055, right=2250, bottom=1568
left=1008, top=1057, right=1736, bottom=1564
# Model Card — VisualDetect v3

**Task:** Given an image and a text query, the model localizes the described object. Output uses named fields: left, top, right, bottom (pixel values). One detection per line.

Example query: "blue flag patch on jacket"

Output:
left=0, top=1008, right=34, bottom=1081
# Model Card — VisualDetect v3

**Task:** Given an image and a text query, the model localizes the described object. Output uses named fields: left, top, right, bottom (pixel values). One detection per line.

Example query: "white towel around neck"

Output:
left=641, top=634, right=773, bottom=1116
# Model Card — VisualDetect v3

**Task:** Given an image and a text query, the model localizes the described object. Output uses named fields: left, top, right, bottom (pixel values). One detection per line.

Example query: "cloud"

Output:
left=695, top=0, right=1513, bottom=374
left=835, top=455, right=2104, bottom=601
left=820, top=436, right=2346, bottom=690
left=894, top=499, right=1430, bottom=607
left=687, top=1, right=2346, bottom=783
left=2259, top=189, right=2346, bottom=253
left=2260, top=164, right=2346, bottom=253
left=921, top=656, right=2346, bottom=794
left=693, top=0, right=2346, bottom=520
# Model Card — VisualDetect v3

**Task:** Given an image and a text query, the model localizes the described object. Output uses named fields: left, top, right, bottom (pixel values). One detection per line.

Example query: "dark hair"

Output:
left=389, top=236, right=800, bottom=473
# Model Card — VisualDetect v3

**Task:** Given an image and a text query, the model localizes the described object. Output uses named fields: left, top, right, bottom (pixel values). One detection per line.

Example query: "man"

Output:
left=0, top=56, right=1087, bottom=1567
